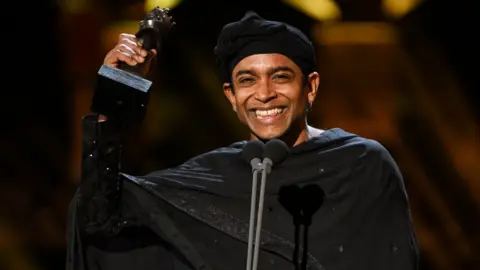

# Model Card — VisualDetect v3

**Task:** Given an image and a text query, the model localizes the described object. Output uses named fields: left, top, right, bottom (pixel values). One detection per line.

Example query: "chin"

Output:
left=251, top=127, right=287, bottom=141
left=255, top=134, right=278, bottom=141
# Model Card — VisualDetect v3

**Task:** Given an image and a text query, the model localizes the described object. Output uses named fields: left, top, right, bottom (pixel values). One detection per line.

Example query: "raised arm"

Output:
left=75, top=33, right=156, bottom=236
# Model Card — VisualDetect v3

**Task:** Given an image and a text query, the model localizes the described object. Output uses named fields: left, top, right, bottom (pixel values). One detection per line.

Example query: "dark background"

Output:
left=1, top=0, right=478, bottom=269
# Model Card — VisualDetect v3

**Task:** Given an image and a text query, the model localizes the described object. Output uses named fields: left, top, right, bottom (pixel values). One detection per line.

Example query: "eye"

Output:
left=238, top=77, right=255, bottom=85
left=272, top=73, right=291, bottom=82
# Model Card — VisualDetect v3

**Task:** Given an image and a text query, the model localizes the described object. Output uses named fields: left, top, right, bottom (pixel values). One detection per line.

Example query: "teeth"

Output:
left=255, top=108, right=284, bottom=117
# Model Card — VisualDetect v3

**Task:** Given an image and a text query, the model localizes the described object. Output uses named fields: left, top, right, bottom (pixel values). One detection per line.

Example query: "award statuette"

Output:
left=91, top=7, right=174, bottom=125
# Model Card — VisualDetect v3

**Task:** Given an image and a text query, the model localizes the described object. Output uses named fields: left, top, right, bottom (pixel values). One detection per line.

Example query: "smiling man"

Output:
left=67, top=11, right=420, bottom=270
left=216, top=12, right=323, bottom=147
left=224, top=53, right=321, bottom=145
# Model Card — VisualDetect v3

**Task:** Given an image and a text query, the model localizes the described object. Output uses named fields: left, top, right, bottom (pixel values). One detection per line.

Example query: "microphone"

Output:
left=242, top=140, right=265, bottom=172
left=262, top=139, right=289, bottom=173
left=251, top=139, right=289, bottom=270
left=242, top=140, right=265, bottom=270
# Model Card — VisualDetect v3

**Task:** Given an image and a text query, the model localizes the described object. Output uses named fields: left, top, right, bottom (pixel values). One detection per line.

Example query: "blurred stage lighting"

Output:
left=314, top=22, right=397, bottom=45
left=145, top=0, right=182, bottom=12
left=283, top=0, right=341, bottom=21
left=382, top=0, right=423, bottom=18
left=58, top=0, right=88, bottom=13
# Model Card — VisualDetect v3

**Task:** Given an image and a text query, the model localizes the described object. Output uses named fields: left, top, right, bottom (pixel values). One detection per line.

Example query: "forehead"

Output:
left=232, top=53, right=301, bottom=73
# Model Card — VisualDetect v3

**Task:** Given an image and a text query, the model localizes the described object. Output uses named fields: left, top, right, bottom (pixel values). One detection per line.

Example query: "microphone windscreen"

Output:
left=263, top=139, right=289, bottom=165
left=241, top=140, right=265, bottom=164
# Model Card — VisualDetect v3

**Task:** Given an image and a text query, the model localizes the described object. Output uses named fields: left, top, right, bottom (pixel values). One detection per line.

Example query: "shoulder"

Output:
left=347, top=134, right=402, bottom=180
left=142, top=143, right=246, bottom=183
left=357, top=137, right=391, bottom=159
left=195, top=142, right=244, bottom=159
left=181, top=142, right=245, bottom=168
left=325, top=130, right=406, bottom=191
left=325, top=128, right=397, bottom=169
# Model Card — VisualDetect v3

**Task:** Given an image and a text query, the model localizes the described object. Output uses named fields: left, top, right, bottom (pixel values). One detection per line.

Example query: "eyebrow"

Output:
left=234, top=66, right=295, bottom=79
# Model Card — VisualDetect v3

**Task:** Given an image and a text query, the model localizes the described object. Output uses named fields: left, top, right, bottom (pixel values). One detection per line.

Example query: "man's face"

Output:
left=223, top=53, right=319, bottom=140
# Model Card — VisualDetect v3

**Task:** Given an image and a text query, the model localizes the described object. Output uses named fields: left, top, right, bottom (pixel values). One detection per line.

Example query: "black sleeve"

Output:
left=66, top=115, right=194, bottom=270
left=80, top=185, right=190, bottom=270
left=373, top=162, right=420, bottom=270
left=358, top=142, right=420, bottom=270
left=75, top=114, right=127, bottom=236
left=322, top=140, right=420, bottom=270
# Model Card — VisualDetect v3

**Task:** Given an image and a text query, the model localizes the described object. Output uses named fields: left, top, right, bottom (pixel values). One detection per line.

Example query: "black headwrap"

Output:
left=214, top=11, right=316, bottom=83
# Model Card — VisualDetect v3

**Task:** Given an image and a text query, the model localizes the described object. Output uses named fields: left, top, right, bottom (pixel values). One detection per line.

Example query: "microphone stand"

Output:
left=247, top=158, right=273, bottom=270
left=246, top=158, right=262, bottom=270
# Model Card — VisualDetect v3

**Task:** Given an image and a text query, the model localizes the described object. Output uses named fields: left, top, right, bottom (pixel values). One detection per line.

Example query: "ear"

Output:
left=306, top=72, right=320, bottom=106
left=223, top=83, right=237, bottom=112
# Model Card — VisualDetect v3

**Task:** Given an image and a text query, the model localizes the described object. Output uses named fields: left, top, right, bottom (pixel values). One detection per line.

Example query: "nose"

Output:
left=254, top=84, right=277, bottom=103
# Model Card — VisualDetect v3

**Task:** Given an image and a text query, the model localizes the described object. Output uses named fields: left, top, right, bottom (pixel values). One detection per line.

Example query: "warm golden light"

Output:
left=58, top=0, right=89, bottom=13
left=283, top=0, right=341, bottom=21
left=314, top=22, right=397, bottom=45
left=145, top=0, right=182, bottom=12
left=382, top=0, right=423, bottom=18
left=101, top=21, right=140, bottom=51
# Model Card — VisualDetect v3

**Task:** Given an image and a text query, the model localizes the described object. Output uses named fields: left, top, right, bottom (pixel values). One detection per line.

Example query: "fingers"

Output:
left=117, top=33, right=136, bottom=42
left=118, top=34, right=148, bottom=57
left=117, top=44, right=145, bottom=63
left=105, top=33, right=157, bottom=67
left=115, top=49, right=139, bottom=66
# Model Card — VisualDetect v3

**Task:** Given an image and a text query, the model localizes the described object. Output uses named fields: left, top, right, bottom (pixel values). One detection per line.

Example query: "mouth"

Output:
left=249, top=106, right=288, bottom=124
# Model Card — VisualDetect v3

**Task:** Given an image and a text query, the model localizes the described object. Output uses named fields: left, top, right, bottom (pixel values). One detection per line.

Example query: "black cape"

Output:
left=66, top=128, right=419, bottom=270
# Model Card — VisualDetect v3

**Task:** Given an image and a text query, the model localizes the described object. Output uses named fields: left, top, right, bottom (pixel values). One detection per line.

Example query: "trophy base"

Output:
left=91, top=65, right=152, bottom=125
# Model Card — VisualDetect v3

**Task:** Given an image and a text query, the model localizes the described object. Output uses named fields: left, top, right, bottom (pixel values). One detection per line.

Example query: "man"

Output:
left=67, top=11, right=419, bottom=270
